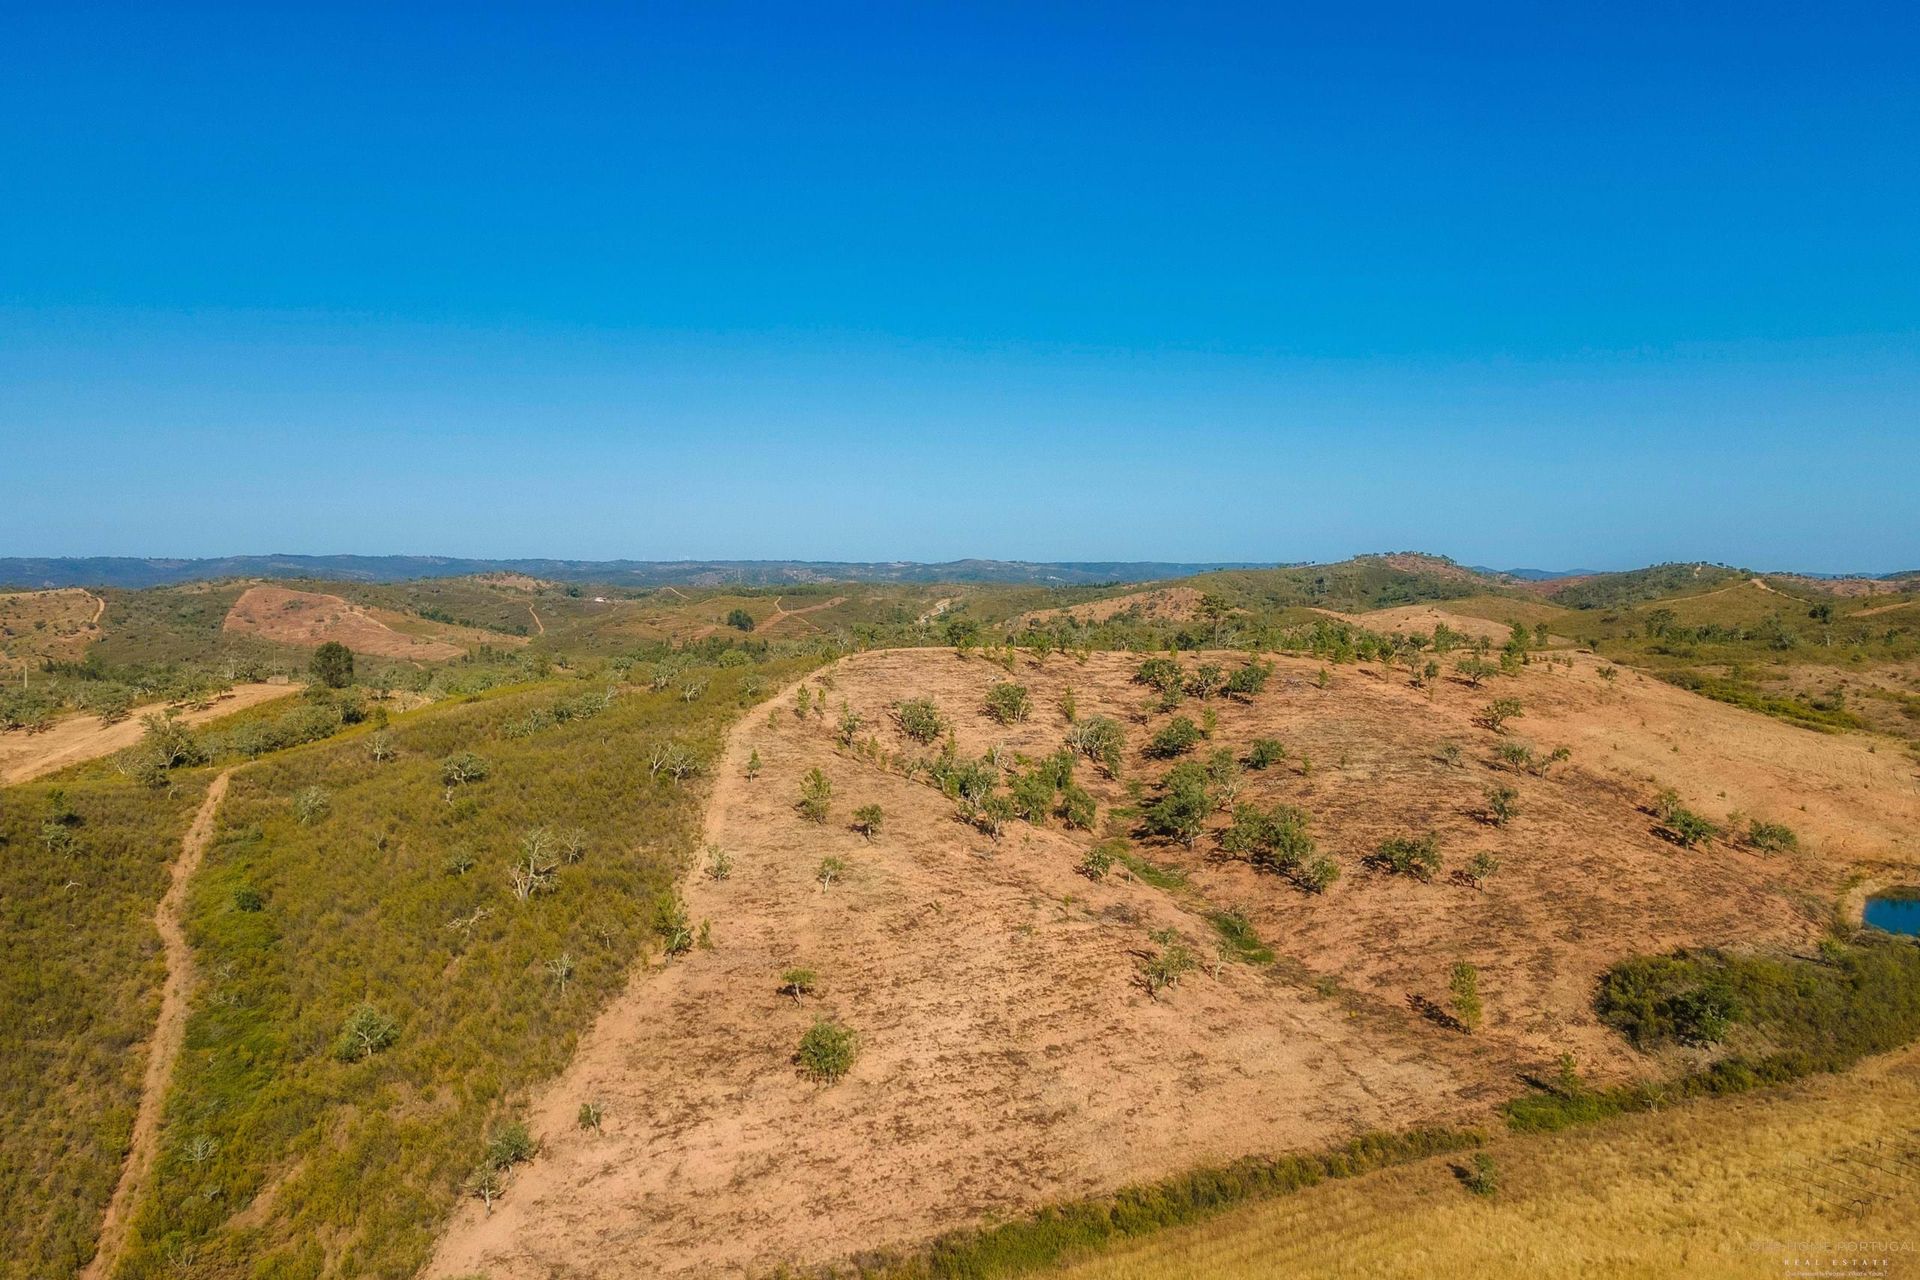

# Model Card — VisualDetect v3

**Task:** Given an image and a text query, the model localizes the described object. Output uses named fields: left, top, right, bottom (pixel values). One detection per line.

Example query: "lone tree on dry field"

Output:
left=1479, top=698, right=1524, bottom=733
left=310, top=640, right=354, bottom=689
left=798, top=768, right=833, bottom=823
left=852, top=803, right=884, bottom=841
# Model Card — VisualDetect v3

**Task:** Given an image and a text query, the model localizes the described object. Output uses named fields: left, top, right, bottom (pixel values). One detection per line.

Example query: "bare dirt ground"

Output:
left=429, top=646, right=1913, bottom=1279
left=1015, top=585, right=1204, bottom=628
left=220, top=585, right=495, bottom=659
left=1310, top=604, right=1519, bottom=643
left=0, top=682, right=294, bottom=784
left=80, top=769, right=233, bottom=1280
left=0, top=586, right=104, bottom=667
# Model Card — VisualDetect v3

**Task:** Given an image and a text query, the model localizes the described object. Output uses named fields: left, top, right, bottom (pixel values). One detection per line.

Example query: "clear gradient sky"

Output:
left=3, top=2, right=1916, bottom=572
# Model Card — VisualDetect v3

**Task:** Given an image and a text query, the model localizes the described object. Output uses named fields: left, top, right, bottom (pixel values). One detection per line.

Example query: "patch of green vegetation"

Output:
left=1506, top=935, right=1920, bottom=1133
left=1207, top=909, right=1275, bottom=965
left=114, top=653, right=816, bottom=1279
left=1549, top=563, right=1746, bottom=610
left=0, top=774, right=210, bottom=1279
left=859, top=1128, right=1482, bottom=1279
left=1656, top=670, right=1862, bottom=732
left=1111, top=846, right=1188, bottom=891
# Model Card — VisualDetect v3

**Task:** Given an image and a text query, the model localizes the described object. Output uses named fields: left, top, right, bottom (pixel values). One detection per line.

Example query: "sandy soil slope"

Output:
left=0, top=682, right=294, bottom=784
left=1015, top=585, right=1204, bottom=628
left=220, top=585, right=504, bottom=659
left=429, top=646, right=1912, bottom=1278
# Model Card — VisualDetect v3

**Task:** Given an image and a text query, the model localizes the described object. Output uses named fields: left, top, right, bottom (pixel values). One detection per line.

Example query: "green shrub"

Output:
left=484, top=1121, right=536, bottom=1170
left=852, top=804, right=884, bottom=841
left=1066, top=715, right=1125, bottom=775
left=1146, top=716, right=1202, bottom=759
left=897, top=697, right=945, bottom=743
left=1745, top=819, right=1799, bottom=853
left=796, top=1018, right=858, bottom=1083
left=1368, top=833, right=1442, bottom=880
left=725, top=607, right=755, bottom=632
left=1142, top=762, right=1212, bottom=846
left=1220, top=802, right=1314, bottom=874
left=1460, top=1151, right=1498, bottom=1196
left=1244, top=738, right=1285, bottom=769
left=310, top=640, right=355, bottom=689
left=334, top=1003, right=399, bottom=1061
left=985, top=681, right=1032, bottom=725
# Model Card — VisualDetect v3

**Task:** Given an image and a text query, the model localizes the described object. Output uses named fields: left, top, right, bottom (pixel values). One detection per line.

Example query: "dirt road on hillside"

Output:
left=80, top=769, right=234, bottom=1280
left=0, top=683, right=294, bottom=784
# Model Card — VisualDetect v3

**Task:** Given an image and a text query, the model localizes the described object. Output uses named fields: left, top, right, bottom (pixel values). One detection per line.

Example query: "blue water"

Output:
left=1863, top=890, right=1920, bottom=937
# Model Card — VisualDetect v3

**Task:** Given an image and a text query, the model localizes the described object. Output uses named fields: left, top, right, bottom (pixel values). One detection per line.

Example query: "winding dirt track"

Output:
left=81, top=768, right=235, bottom=1280
left=527, top=603, right=545, bottom=635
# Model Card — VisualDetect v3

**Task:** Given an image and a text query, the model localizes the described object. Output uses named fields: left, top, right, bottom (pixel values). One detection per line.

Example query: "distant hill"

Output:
left=1469, top=565, right=1601, bottom=581
left=0, top=555, right=1278, bottom=591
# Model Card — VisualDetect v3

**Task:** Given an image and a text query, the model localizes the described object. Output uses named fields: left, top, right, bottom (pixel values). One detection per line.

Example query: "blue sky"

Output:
left=2, top=2, right=1916, bottom=571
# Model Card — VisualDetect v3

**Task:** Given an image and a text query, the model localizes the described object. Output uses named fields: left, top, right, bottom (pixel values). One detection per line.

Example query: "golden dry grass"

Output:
left=1050, top=1044, right=1920, bottom=1280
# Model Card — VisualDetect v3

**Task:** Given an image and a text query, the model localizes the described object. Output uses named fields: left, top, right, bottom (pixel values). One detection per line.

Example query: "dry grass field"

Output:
left=429, top=644, right=1917, bottom=1278
left=1050, top=1041, right=1920, bottom=1280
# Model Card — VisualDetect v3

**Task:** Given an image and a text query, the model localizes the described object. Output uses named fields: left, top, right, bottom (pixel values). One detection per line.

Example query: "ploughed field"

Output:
left=430, top=645, right=1914, bottom=1278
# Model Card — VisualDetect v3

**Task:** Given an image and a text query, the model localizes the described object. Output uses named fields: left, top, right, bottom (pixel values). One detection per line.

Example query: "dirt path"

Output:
left=87, top=590, right=106, bottom=625
left=527, top=603, right=545, bottom=635
left=82, top=768, right=235, bottom=1280
left=0, top=682, right=295, bottom=785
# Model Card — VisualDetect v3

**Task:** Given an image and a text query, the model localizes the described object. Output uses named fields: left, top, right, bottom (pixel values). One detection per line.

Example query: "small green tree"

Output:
left=745, top=748, right=762, bottom=780
left=1296, top=854, right=1340, bottom=894
left=1142, top=927, right=1197, bottom=998
left=798, top=768, right=832, bottom=823
left=310, top=641, right=354, bottom=689
left=1244, top=738, right=1285, bottom=769
left=1143, top=762, right=1212, bottom=846
left=725, top=607, right=755, bottom=632
left=985, top=681, right=1031, bottom=724
left=1078, top=842, right=1118, bottom=880
left=852, top=804, right=884, bottom=841
left=1146, top=716, right=1202, bottom=759
left=779, top=967, right=818, bottom=1002
left=796, top=1018, right=858, bottom=1082
left=898, top=697, right=945, bottom=743
left=577, top=1100, right=605, bottom=1132
left=1369, top=833, right=1442, bottom=880
left=816, top=855, right=846, bottom=889
left=1480, top=698, right=1524, bottom=733
left=1485, top=785, right=1518, bottom=827
left=1464, top=850, right=1501, bottom=889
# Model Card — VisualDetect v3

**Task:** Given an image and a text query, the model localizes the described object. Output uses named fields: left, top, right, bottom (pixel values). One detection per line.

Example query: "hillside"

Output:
left=428, top=643, right=1913, bottom=1278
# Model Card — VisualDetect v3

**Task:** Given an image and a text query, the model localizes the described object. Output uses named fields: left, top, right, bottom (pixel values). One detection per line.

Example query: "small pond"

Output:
left=1863, top=888, right=1920, bottom=938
